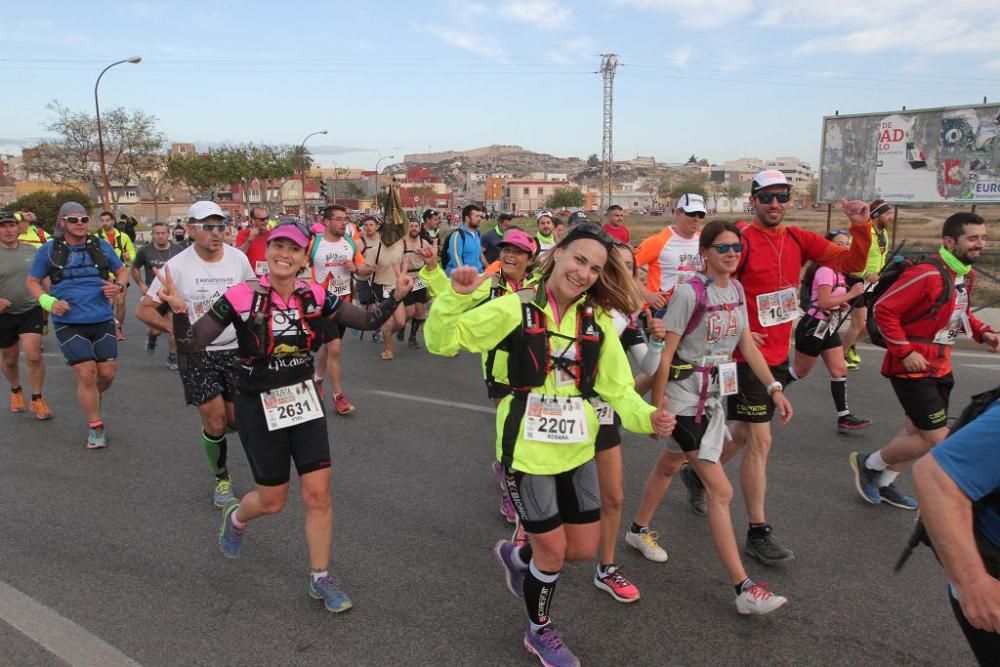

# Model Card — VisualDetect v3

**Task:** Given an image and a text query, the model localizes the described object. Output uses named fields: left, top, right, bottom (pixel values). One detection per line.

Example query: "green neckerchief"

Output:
left=536, top=232, right=554, bottom=245
left=939, top=246, right=971, bottom=276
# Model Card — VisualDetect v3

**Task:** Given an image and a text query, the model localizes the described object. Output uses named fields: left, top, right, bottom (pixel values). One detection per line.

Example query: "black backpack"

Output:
left=438, top=229, right=458, bottom=269
left=48, top=235, right=112, bottom=284
left=865, top=256, right=953, bottom=348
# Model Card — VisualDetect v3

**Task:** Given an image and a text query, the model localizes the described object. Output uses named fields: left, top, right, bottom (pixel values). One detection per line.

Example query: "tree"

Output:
left=724, top=182, right=744, bottom=200
left=545, top=187, right=585, bottom=209
left=3, top=189, right=95, bottom=232
left=687, top=154, right=698, bottom=164
left=24, top=101, right=165, bottom=215
left=586, top=153, right=600, bottom=168
left=166, top=154, right=221, bottom=201
left=670, top=180, right=709, bottom=200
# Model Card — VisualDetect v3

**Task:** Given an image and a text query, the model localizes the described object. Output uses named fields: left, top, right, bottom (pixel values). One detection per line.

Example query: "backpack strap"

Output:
left=682, top=276, right=709, bottom=336
left=575, top=305, right=602, bottom=399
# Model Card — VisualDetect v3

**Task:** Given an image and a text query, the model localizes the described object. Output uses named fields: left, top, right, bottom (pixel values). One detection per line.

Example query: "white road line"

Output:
left=368, top=390, right=496, bottom=414
left=856, top=343, right=998, bottom=359
left=963, top=364, right=1000, bottom=370
left=0, top=579, right=141, bottom=666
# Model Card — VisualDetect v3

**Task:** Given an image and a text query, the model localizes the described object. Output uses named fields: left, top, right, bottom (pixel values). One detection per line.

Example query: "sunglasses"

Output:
left=564, top=221, right=614, bottom=249
left=710, top=242, right=743, bottom=254
left=755, top=192, right=791, bottom=205
left=252, top=216, right=268, bottom=222
left=274, top=220, right=311, bottom=238
left=197, top=222, right=228, bottom=233
left=64, top=216, right=90, bottom=224
left=682, top=210, right=706, bottom=219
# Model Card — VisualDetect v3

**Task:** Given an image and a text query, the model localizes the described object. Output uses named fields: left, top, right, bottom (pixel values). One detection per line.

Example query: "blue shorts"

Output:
left=54, top=321, right=118, bottom=365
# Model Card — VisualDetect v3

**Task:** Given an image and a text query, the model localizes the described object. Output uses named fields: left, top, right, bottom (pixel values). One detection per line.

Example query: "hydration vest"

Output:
left=504, top=287, right=603, bottom=398
left=237, top=279, right=324, bottom=360
left=48, top=235, right=112, bottom=284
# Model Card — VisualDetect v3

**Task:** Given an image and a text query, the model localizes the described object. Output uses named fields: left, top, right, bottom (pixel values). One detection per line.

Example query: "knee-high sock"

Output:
left=524, top=560, right=560, bottom=629
left=831, top=377, right=848, bottom=415
left=201, top=431, right=228, bottom=479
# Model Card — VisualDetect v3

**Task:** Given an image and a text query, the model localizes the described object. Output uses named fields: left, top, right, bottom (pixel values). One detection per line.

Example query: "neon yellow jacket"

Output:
left=851, top=225, right=890, bottom=279
left=99, top=229, right=136, bottom=265
left=425, top=286, right=655, bottom=475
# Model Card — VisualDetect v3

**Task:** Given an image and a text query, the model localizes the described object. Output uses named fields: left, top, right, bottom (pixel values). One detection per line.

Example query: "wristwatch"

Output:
left=766, top=381, right=783, bottom=396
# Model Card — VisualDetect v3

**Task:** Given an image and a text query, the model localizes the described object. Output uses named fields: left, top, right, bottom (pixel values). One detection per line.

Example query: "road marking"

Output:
left=0, top=579, right=141, bottom=667
left=963, top=364, right=1000, bottom=370
left=368, top=390, right=496, bottom=415
left=857, top=343, right=998, bottom=359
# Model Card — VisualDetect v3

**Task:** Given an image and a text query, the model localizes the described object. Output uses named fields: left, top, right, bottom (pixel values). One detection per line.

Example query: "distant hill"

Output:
left=392, top=145, right=591, bottom=187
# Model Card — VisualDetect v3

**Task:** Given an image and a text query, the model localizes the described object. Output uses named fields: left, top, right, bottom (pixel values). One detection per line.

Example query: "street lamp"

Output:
left=374, top=154, right=395, bottom=209
left=298, top=130, right=327, bottom=219
left=95, top=56, right=141, bottom=214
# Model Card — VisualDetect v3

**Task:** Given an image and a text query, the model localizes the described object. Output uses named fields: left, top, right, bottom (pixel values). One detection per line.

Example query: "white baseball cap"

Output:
left=187, top=201, right=227, bottom=221
left=751, top=170, right=791, bottom=195
left=676, top=193, right=707, bottom=214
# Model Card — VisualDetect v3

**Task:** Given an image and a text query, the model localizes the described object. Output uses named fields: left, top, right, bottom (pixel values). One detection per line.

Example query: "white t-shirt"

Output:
left=147, top=244, right=255, bottom=351
left=312, top=236, right=360, bottom=298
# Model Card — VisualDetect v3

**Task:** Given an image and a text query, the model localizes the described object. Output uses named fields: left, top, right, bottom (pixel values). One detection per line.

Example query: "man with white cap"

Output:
left=137, top=201, right=254, bottom=505
left=689, top=171, right=873, bottom=565
left=26, top=201, right=129, bottom=449
left=534, top=211, right=556, bottom=257
left=634, top=193, right=707, bottom=315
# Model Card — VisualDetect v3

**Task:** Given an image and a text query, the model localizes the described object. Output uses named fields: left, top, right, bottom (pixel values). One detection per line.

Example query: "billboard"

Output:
left=818, top=103, right=1000, bottom=204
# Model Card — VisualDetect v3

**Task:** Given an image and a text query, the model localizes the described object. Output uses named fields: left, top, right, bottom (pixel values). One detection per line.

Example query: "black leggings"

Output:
left=950, top=589, right=1000, bottom=665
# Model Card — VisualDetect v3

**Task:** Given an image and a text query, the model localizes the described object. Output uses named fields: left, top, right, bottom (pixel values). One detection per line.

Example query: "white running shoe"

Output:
left=624, top=528, right=668, bottom=563
left=735, top=582, right=788, bottom=615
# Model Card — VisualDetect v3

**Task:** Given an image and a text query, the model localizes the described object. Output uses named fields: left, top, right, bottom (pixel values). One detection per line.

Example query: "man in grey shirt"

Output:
left=132, top=221, right=184, bottom=364
left=0, top=214, right=51, bottom=419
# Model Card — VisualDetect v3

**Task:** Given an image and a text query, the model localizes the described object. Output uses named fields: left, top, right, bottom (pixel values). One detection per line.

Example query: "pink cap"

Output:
left=310, top=222, right=325, bottom=235
left=268, top=223, right=310, bottom=248
left=498, top=228, right=535, bottom=254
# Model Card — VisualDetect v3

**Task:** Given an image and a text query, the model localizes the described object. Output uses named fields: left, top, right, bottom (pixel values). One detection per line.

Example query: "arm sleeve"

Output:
left=596, top=319, right=655, bottom=435
left=802, top=224, right=872, bottom=274
left=330, top=293, right=402, bottom=331
left=424, top=289, right=521, bottom=357
left=628, top=339, right=663, bottom=376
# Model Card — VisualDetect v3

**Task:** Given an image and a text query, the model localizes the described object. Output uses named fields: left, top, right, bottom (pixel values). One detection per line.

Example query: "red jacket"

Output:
left=873, top=258, right=992, bottom=378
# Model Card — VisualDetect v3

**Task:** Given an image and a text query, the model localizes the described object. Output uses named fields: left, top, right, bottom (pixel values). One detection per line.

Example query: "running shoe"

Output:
left=219, top=502, right=245, bottom=558
left=594, top=565, right=640, bottom=603
left=492, top=461, right=507, bottom=492
left=744, top=526, right=794, bottom=565
left=380, top=350, right=394, bottom=360
left=624, top=528, right=668, bottom=563
left=372, top=331, right=383, bottom=344
left=846, top=345, right=861, bottom=366
left=735, top=581, right=788, bottom=615
left=493, top=539, right=526, bottom=598
left=849, top=452, right=882, bottom=505
left=333, top=393, right=356, bottom=415
left=838, top=414, right=872, bottom=433
left=86, top=426, right=107, bottom=449
left=145, top=335, right=157, bottom=355
left=408, top=337, right=422, bottom=350
left=879, top=484, right=918, bottom=510
left=500, top=493, right=517, bottom=524
left=680, top=464, right=707, bottom=516
left=213, top=478, right=235, bottom=508
left=29, top=397, right=53, bottom=420
left=9, top=391, right=25, bottom=413
left=523, top=625, right=580, bottom=667
left=166, top=353, right=179, bottom=371
left=308, top=574, right=353, bottom=613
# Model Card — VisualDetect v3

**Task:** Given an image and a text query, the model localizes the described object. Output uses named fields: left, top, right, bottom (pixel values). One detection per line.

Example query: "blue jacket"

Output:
left=444, top=225, right=483, bottom=276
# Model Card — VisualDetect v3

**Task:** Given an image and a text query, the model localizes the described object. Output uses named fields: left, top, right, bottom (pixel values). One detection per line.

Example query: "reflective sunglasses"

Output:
left=755, top=192, right=791, bottom=205
left=711, top=242, right=743, bottom=254
left=196, top=222, right=228, bottom=233
left=274, top=220, right=311, bottom=238
left=562, top=221, right=615, bottom=250
left=683, top=210, right=706, bottom=219
left=63, top=215, right=90, bottom=224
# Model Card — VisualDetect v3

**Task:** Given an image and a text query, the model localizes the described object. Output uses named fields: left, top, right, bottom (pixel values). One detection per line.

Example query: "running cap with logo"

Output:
left=536, top=210, right=553, bottom=221
left=497, top=228, right=536, bottom=254
left=0, top=214, right=17, bottom=225
left=57, top=201, right=87, bottom=219
left=751, top=169, right=791, bottom=195
left=187, top=200, right=227, bottom=221
left=568, top=211, right=589, bottom=225
left=676, top=193, right=707, bottom=214
left=269, top=222, right=311, bottom=248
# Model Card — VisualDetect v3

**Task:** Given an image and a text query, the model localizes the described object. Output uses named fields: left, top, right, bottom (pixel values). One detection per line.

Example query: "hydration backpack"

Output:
left=865, top=256, right=954, bottom=348
left=237, top=279, right=324, bottom=359
left=48, top=235, right=112, bottom=284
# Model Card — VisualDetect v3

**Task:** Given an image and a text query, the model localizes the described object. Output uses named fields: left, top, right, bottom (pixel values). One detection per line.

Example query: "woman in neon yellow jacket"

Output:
left=425, top=222, right=675, bottom=667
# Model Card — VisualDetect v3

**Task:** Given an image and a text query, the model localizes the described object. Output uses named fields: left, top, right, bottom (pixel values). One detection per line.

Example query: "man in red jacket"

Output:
left=851, top=212, right=998, bottom=510
left=685, top=170, right=873, bottom=566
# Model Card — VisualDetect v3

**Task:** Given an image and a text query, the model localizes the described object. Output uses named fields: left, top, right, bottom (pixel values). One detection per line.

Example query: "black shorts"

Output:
left=670, top=415, right=710, bottom=452
left=889, top=374, right=954, bottom=431
left=178, top=350, right=239, bottom=406
left=316, top=317, right=346, bottom=344
left=794, top=315, right=843, bottom=357
left=502, top=460, right=601, bottom=534
left=595, top=413, right=622, bottom=452
left=0, top=307, right=44, bottom=348
left=404, top=287, right=429, bottom=306
left=54, top=321, right=117, bottom=365
left=234, top=391, right=331, bottom=486
left=728, top=361, right=788, bottom=423
left=354, top=280, right=375, bottom=306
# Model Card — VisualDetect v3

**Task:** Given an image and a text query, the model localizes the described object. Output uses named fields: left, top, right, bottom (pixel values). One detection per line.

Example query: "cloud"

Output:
left=498, top=1, right=572, bottom=29
left=546, top=37, right=592, bottom=64
left=419, top=23, right=506, bottom=60
left=613, top=0, right=754, bottom=28
left=669, top=45, right=692, bottom=68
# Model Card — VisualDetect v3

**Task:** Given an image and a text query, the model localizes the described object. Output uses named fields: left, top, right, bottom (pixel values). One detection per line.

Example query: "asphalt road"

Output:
left=1, top=304, right=993, bottom=666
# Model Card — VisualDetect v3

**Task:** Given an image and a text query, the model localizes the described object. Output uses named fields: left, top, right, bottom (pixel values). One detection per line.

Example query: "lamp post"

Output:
left=373, top=154, right=394, bottom=210
left=95, top=56, right=141, bottom=214
left=298, top=130, right=327, bottom=220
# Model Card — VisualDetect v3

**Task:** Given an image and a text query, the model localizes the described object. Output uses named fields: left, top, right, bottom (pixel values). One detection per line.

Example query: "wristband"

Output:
left=648, top=338, right=665, bottom=350
left=766, top=381, right=783, bottom=397
left=38, top=294, right=57, bottom=312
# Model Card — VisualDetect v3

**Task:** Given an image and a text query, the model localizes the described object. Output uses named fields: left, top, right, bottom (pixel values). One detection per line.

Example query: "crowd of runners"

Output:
left=2, top=168, right=998, bottom=665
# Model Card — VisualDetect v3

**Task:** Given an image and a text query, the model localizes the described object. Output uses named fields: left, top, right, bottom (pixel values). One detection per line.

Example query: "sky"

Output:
left=3, top=0, right=1000, bottom=172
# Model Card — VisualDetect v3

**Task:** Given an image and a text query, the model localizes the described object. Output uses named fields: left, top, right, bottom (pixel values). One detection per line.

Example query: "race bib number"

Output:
left=756, top=287, right=798, bottom=327
left=329, top=277, right=351, bottom=297
left=260, top=380, right=323, bottom=431
left=523, top=395, right=589, bottom=443
left=589, top=398, right=614, bottom=426
left=413, top=277, right=426, bottom=292
left=932, top=289, right=970, bottom=345
left=811, top=318, right=829, bottom=339
left=254, top=260, right=270, bottom=276
left=718, top=361, right=738, bottom=396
